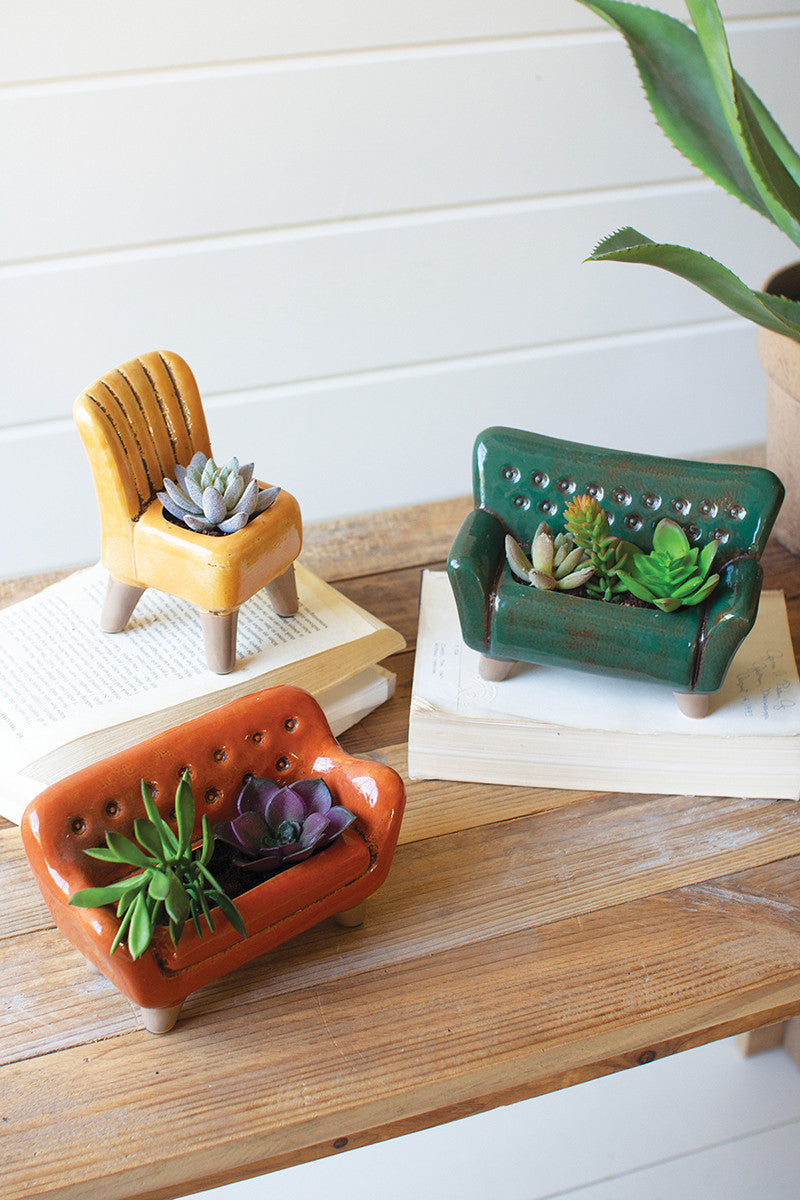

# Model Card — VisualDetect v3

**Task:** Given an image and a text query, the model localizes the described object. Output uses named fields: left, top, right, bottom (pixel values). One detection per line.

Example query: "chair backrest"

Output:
left=473, top=426, right=784, bottom=557
left=74, top=351, right=212, bottom=547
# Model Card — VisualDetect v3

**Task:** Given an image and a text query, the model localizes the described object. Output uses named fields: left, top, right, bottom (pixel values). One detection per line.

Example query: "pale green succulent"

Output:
left=616, top=518, right=720, bottom=612
left=505, top=524, right=594, bottom=591
left=159, top=451, right=280, bottom=534
left=578, top=0, right=800, bottom=343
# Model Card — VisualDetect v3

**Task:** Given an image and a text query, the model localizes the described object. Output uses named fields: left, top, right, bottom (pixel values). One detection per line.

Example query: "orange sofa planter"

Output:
left=20, top=686, right=405, bottom=1033
left=74, top=350, right=303, bottom=673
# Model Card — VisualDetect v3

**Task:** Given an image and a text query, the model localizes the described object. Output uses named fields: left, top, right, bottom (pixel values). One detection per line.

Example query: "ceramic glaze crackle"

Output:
left=448, top=427, right=783, bottom=718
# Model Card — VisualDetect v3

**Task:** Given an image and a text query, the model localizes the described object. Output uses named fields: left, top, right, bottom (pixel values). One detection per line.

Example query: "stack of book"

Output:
left=408, top=570, right=800, bottom=800
left=0, top=562, right=404, bottom=823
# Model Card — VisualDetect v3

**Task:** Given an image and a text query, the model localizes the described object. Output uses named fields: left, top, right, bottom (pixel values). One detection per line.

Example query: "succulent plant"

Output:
left=563, top=494, right=633, bottom=601
left=69, top=774, right=245, bottom=959
left=159, top=451, right=280, bottom=534
left=577, top=0, right=800, bottom=343
left=616, top=518, right=720, bottom=612
left=214, top=776, right=357, bottom=877
left=505, top=524, right=594, bottom=592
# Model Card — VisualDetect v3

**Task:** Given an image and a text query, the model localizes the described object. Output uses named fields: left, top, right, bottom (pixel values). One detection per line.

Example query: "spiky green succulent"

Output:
left=564, top=494, right=632, bottom=601
left=577, top=0, right=800, bottom=344
left=616, top=518, right=720, bottom=612
left=505, top=524, right=594, bottom=592
left=159, top=451, right=280, bottom=534
left=69, top=774, right=245, bottom=959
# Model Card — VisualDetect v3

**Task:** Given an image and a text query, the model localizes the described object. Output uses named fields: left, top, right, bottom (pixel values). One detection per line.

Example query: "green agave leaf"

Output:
left=141, top=780, right=179, bottom=853
left=174, top=771, right=196, bottom=857
left=200, top=815, right=213, bottom=866
left=588, top=229, right=800, bottom=342
left=147, top=869, right=171, bottom=901
left=164, top=871, right=189, bottom=924
left=575, top=0, right=769, bottom=217
left=128, top=891, right=154, bottom=960
left=110, top=901, right=135, bottom=955
left=652, top=519, right=690, bottom=557
left=84, top=845, right=133, bottom=863
left=685, top=0, right=800, bottom=245
left=679, top=573, right=720, bottom=605
left=699, top=540, right=719, bottom=575
left=103, top=831, right=155, bottom=870
left=133, top=817, right=166, bottom=860
left=69, top=876, right=144, bottom=907
left=208, top=890, right=247, bottom=938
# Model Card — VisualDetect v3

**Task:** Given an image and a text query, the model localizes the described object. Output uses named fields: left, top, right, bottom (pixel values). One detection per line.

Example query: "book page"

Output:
left=0, top=561, right=385, bottom=773
left=413, top=571, right=800, bottom=737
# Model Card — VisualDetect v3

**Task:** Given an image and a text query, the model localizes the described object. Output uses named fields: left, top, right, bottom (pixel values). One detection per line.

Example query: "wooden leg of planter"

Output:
left=674, top=691, right=710, bottom=719
left=334, top=901, right=367, bottom=929
left=266, top=564, right=299, bottom=617
left=139, top=1002, right=183, bottom=1034
left=199, top=609, right=239, bottom=674
left=479, top=655, right=514, bottom=682
left=737, top=1023, right=786, bottom=1056
left=101, top=577, right=146, bottom=633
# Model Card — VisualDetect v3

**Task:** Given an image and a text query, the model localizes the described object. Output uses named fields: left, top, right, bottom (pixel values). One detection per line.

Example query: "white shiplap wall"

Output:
left=3, top=1, right=799, bottom=578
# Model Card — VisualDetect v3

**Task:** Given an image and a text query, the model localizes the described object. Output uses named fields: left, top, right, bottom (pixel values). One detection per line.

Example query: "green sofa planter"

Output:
left=447, top=427, right=784, bottom=718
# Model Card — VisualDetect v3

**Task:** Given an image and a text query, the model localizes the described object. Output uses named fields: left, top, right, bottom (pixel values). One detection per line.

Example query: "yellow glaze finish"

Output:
left=74, top=350, right=302, bottom=615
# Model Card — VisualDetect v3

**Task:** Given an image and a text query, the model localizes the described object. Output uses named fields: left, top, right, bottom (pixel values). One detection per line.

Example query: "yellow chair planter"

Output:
left=74, top=351, right=302, bottom=673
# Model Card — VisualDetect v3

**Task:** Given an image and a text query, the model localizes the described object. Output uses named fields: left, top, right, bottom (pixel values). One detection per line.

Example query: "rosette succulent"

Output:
left=505, top=524, right=594, bottom=591
left=214, top=776, right=357, bottom=876
left=616, top=518, right=720, bottom=612
left=564, top=494, right=633, bottom=601
left=159, top=451, right=280, bottom=534
left=69, top=774, right=245, bottom=959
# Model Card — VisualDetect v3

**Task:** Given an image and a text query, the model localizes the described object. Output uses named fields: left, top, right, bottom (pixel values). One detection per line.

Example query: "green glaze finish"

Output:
left=447, top=427, right=784, bottom=694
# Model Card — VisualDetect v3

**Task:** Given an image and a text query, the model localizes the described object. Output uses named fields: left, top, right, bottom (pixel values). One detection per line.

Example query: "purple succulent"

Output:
left=213, top=776, right=357, bottom=876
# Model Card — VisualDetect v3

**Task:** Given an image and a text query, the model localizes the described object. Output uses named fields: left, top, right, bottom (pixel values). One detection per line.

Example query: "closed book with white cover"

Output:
left=408, top=571, right=800, bottom=800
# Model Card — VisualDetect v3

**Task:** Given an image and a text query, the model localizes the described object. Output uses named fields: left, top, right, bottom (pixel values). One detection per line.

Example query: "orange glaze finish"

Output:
left=21, top=686, right=405, bottom=1011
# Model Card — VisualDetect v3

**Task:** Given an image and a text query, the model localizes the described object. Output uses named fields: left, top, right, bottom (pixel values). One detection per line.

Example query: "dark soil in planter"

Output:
left=206, top=838, right=270, bottom=899
left=161, top=507, right=230, bottom=537
left=514, top=579, right=654, bottom=610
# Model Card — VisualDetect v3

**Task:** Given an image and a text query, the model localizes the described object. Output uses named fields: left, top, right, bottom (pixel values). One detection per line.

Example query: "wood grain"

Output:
left=2, top=492, right=800, bottom=1200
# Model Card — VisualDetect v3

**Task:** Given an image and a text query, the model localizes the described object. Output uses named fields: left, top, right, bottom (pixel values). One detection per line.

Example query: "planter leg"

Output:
left=200, top=609, right=239, bottom=674
left=139, top=1002, right=183, bottom=1034
left=479, top=655, right=514, bottom=682
left=674, top=691, right=710, bottom=719
left=101, top=577, right=146, bottom=633
left=266, top=565, right=299, bottom=617
left=334, top=900, right=367, bottom=929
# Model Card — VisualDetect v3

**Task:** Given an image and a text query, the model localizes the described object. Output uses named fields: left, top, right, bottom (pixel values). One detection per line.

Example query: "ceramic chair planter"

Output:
left=74, top=351, right=303, bottom=673
left=20, top=685, right=405, bottom=1033
left=448, top=427, right=784, bottom=718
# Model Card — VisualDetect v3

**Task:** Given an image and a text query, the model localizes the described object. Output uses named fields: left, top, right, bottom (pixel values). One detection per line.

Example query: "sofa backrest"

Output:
left=473, top=426, right=784, bottom=557
left=21, top=687, right=340, bottom=897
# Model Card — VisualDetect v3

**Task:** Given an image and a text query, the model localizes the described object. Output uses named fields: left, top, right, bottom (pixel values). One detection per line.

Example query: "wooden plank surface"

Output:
left=2, top=489, right=800, bottom=1200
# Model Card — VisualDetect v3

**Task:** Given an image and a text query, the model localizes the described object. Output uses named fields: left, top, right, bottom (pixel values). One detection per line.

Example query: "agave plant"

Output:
left=159, top=451, right=280, bottom=534
left=505, top=524, right=594, bottom=591
left=577, top=0, right=800, bottom=341
left=69, top=774, right=245, bottom=959
left=563, top=494, right=632, bottom=600
left=617, top=518, right=720, bottom=611
left=214, top=776, right=357, bottom=877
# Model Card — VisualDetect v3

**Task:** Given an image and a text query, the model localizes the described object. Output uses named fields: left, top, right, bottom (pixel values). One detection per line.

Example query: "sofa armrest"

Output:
left=447, top=508, right=506, bottom=654
left=693, top=556, right=764, bottom=693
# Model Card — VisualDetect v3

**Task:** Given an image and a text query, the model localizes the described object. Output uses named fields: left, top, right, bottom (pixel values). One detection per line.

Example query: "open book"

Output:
left=408, top=571, right=800, bottom=800
left=0, top=562, right=404, bottom=823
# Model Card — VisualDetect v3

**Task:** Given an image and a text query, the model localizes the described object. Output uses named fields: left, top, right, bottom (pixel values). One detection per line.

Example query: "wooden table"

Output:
left=3, top=494, right=800, bottom=1200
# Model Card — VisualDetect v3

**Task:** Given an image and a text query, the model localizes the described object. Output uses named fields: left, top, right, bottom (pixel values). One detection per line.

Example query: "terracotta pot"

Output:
left=760, top=262, right=800, bottom=555
left=20, top=685, right=405, bottom=1033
